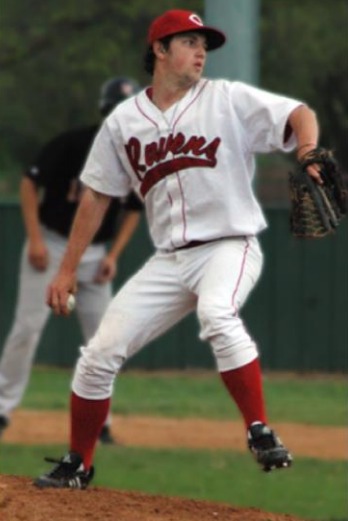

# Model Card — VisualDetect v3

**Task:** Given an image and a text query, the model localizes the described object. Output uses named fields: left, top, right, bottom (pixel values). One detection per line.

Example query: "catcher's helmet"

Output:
left=98, top=76, right=139, bottom=116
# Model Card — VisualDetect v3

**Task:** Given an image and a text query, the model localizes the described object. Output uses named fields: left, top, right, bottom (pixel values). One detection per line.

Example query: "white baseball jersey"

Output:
left=81, top=79, right=302, bottom=251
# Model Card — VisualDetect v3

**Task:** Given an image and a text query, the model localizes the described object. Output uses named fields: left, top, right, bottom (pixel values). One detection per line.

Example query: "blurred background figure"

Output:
left=0, top=76, right=143, bottom=444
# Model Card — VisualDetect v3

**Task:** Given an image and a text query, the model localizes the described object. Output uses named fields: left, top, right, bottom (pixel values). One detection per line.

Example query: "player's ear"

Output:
left=153, top=41, right=167, bottom=58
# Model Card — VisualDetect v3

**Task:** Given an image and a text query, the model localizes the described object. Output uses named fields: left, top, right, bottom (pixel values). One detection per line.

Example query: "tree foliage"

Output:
left=260, top=0, right=348, bottom=169
left=0, top=0, right=201, bottom=166
left=0, top=0, right=347, bottom=181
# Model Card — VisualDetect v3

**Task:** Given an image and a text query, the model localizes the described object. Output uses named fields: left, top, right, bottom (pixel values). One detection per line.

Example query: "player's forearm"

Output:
left=288, top=105, right=319, bottom=158
left=59, top=187, right=111, bottom=274
left=107, top=211, right=140, bottom=261
left=20, top=177, right=43, bottom=242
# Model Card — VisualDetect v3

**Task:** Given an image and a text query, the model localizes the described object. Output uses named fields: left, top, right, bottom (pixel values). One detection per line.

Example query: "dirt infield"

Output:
left=1, top=410, right=345, bottom=520
left=0, top=475, right=308, bottom=521
left=2, top=409, right=346, bottom=460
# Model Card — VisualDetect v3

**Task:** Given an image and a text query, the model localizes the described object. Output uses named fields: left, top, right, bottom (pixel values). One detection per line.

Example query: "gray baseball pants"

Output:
left=0, top=227, right=112, bottom=420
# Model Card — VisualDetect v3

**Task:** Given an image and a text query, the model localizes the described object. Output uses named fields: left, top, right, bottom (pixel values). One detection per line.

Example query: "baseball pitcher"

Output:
left=34, top=10, right=323, bottom=489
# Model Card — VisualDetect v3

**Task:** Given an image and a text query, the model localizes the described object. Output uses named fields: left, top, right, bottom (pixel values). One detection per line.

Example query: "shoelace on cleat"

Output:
left=254, top=433, right=278, bottom=450
left=43, top=457, right=80, bottom=479
left=249, top=428, right=280, bottom=451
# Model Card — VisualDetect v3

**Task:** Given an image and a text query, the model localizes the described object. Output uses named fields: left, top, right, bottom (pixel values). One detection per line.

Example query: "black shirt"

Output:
left=24, top=125, right=142, bottom=243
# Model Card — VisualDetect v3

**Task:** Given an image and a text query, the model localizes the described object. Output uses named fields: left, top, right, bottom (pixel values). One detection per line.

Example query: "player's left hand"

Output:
left=94, top=256, right=117, bottom=283
left=297, top=145, right=323, bottom=185
left=305, top=163, right=323, bottom=185
left=289, top=147, right=347, bottom=238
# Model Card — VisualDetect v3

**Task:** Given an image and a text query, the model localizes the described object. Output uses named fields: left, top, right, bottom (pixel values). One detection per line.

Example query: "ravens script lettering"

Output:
left=125, top=132, right=221, bottom=196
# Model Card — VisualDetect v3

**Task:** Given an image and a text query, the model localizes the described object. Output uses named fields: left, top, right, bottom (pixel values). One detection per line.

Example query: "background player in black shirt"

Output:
left=0, top=77, right=142, bottom=444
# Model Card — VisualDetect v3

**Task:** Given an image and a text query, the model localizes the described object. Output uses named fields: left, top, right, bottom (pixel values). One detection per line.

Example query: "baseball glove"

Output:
left=289, top=147, right=347, bottom=238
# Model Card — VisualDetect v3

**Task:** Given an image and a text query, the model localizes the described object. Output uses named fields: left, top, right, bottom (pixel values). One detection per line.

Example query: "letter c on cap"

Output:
left=189, top=14, right=203, bottom=26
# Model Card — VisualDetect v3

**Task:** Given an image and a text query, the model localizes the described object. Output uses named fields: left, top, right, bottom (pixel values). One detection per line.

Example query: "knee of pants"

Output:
left=5, top=321, right=42, bottom=353
left=72, top=305, right=145, bottom=399
left=197, top=300, right=241, bottom=345
left=197, top=301, right=258, bottom=370
left=72, top=341, right=124, bottom=400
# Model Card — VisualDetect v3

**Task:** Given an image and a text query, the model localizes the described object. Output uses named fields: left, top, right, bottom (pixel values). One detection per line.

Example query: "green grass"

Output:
left=1, top=444, right=346, bottom=521
left=4, top=367, right=347, bottom=521
left=21, top=366, right=346, bottom=426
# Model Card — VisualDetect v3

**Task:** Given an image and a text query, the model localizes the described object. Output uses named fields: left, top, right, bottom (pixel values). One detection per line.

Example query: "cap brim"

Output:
left=149, top=26, right=226, bottom=51
left=197, top=27, right=226, bottom=51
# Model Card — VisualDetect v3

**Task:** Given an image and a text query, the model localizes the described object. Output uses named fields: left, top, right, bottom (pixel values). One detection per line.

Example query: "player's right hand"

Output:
left=28, top=239, right=49, bottom=271
left=47, top=271, right=77, bottom=316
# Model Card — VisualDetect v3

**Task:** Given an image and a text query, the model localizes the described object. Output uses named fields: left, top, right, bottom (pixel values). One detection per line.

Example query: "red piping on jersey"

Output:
left=175, top=172, right=187, bottom=243
left=134, top=81, right=212, bottom=246
left=166, top=190, right=176, bottom=251
left=172, top=79, right=209, bottom=131
left=138, top=81, right=209, bottom=132
left=170, top=80, right=209, bottom=245
left=135, top=94, right=159, bottom=129
left=231, top=237, right=250, bottom=316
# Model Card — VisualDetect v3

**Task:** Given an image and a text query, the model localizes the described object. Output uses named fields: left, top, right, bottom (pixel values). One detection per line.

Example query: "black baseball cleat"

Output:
left=247, top=422, right=293, bottom=472
left=0, top=415, right=9, bottom=438
left=34, top=452, right=94, bottom=489
left=99, top=425, right=117, bottom=445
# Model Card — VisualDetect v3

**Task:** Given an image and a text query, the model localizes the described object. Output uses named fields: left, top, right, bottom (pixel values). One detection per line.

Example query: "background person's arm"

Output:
left=94, top=210, right=141, bottom=283
left=47, top=186, right=111, bottom=315
left=20, top=177, right=49, bottom=271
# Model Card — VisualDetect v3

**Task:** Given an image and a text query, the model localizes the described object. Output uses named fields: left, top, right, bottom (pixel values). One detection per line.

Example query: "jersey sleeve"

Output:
left=231, top=82, right=303, bottom=154
left=80, top=122, right=131, bottom=197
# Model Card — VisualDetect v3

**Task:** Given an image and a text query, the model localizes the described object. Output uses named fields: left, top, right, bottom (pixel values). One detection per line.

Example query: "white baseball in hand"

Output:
left=67, top=293, right=76, bottom=312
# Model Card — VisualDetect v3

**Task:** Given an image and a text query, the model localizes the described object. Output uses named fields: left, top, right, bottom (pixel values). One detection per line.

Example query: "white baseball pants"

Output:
left=72, top=236, right=263, bottom=400
left=0, top=228, right=112, bottom=418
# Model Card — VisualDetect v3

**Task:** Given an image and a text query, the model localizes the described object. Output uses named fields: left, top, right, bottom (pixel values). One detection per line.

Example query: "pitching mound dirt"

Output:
left=0, top=475, right=308, bottom=521
left=2, top=410, right=346, bottom=460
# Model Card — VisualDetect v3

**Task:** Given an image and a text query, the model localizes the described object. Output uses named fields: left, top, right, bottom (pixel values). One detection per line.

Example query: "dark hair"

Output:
left=143, top=35, right=172, bottom=76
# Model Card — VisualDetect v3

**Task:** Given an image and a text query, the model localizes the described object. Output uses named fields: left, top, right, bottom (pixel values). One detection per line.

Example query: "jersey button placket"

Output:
left=166, top=165, right=184, bottom=247
left=159, top=118, right=185, bottom=249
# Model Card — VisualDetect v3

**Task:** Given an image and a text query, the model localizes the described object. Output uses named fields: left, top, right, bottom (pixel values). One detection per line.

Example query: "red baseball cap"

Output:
left=147, top=10, right=226, bottom=51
